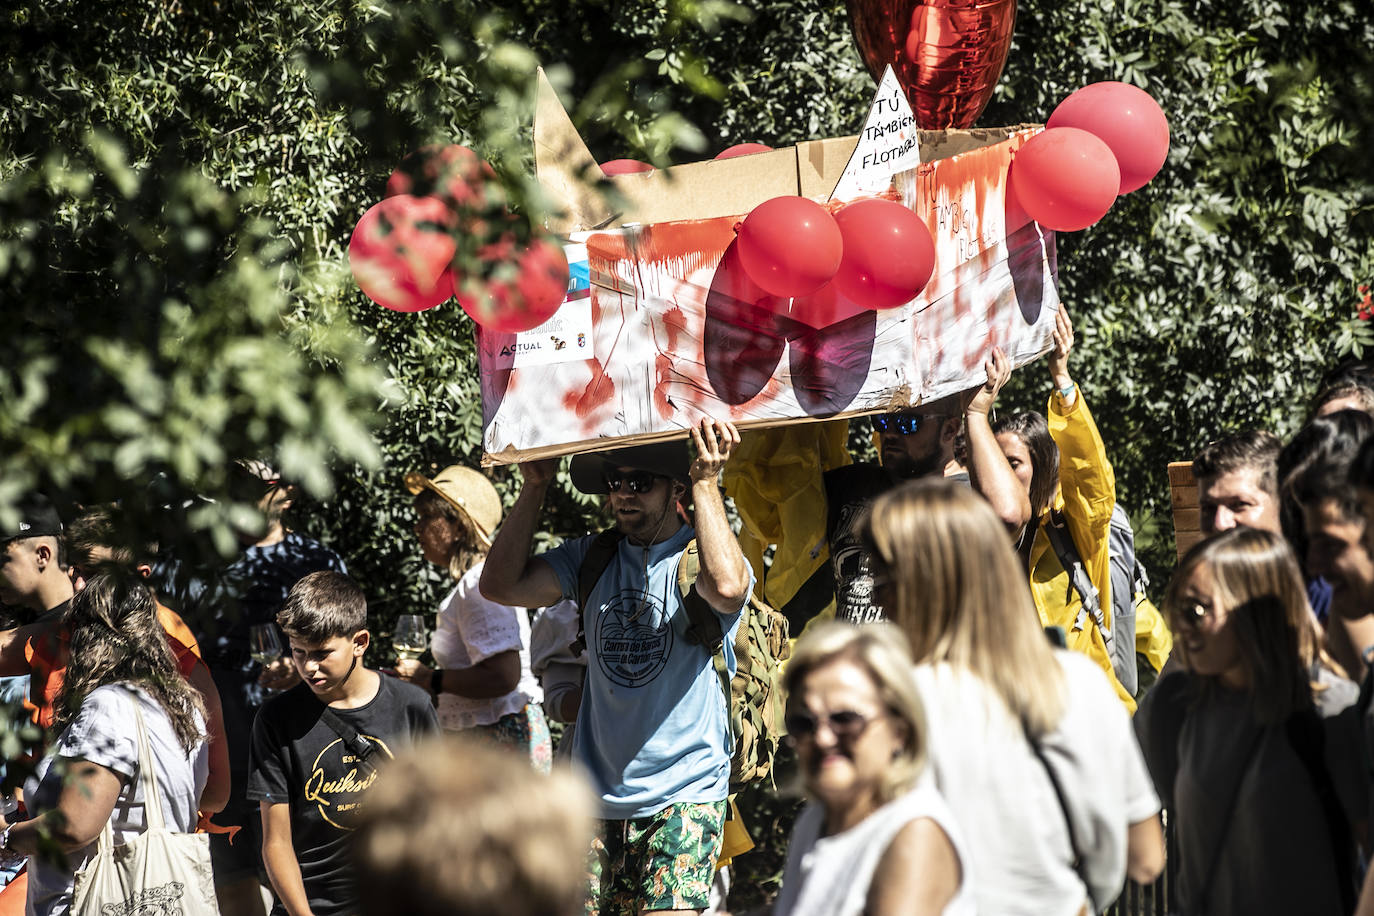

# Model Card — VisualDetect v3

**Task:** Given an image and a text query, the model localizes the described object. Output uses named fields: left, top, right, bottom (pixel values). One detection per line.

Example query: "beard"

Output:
left=883, top=447, right=945, bottom=481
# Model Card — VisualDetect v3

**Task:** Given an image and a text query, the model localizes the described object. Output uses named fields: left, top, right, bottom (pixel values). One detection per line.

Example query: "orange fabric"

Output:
left=197, top=811, right=241, bottom=842
left=23, top=602, right=200, bottom=729
left=0, top=869, right=26, bottom=916
left=156, top=604, right=202, bottom=661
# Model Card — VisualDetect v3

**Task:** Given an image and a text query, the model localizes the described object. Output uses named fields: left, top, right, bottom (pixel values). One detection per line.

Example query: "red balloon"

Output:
left=1048, top=82, right=1169, bottom=193
left=846, top=0, right=1018, bottom=130
left=789, top=280, right=873, bottom=328
left=1008, top=128, right=1120, bottom=232
left=349, top=195, right=456, bottom=312
left=385, top=144, right=497, bottom=212
left=832, top=198, right=936, bottom=309
left=457, top=237, right=571, bottom=333
left=600, top=159, right=655, bottom=176
left=715, top=143, right=774, bottom=159
left=737, top=197, right=844, bottom=299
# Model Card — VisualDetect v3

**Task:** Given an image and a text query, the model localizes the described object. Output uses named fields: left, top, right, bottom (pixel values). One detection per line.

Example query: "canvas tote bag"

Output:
left=70, top=692, right=219, bottom=915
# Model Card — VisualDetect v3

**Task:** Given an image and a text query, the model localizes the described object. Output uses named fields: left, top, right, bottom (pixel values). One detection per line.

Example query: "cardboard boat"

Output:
left=478, top=69, right=1059, bottom=464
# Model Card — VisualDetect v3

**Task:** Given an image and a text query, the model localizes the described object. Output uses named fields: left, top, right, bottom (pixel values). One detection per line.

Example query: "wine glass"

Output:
left=250, top=623, right=284, bottom=668
left=392, top=614, right=429, bottom=662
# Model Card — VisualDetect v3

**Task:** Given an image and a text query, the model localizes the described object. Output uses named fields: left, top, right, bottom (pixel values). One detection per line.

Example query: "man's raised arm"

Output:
left=688, top=418, right=752, bottom=616
left=479, top=458, right=566, bottom=608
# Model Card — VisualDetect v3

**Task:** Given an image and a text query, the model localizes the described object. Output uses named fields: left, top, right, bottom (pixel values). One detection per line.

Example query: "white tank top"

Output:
left=774, top=776, right=977, bottom=916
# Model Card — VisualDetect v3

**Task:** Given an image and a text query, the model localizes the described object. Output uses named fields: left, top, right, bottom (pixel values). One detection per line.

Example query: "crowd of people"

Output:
left=2, top=311, right=1374, bottom=916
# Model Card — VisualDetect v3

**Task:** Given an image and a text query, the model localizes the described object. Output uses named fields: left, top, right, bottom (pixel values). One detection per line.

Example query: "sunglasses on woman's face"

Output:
left=784, top=709, right=881, bottom=745
left=604, top=469, right=661, bottom=494
left=872, top=413, right=934, bottom=436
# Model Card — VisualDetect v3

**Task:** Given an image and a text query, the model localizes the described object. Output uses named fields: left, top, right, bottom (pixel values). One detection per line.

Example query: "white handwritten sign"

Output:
left=830, top=66, right=923, bottom=202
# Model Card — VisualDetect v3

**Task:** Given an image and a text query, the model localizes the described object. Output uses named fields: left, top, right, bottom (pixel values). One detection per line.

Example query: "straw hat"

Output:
left=404, top=466, right=503, bottom=548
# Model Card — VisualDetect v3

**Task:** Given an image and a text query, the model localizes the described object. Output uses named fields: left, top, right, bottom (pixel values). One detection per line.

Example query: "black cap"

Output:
left=3, top=494, right=63, bottom=543
left=568, top=441, right=692, bottom=495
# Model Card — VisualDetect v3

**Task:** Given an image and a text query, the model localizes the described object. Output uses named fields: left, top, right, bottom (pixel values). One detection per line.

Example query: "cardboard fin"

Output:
left=535, top=68, right=615, bottom=233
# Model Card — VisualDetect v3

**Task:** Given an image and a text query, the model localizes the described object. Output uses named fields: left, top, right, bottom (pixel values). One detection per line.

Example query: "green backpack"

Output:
left=574, top=529, right=791, bottom=789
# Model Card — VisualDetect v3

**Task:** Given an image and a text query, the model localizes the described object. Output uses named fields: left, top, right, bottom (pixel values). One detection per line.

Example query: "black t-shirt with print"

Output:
left=824, top=464, right=970, bottom=624
left=824, top=463, right=894, bottom=624
left=247, top=674, right=439, bottom=916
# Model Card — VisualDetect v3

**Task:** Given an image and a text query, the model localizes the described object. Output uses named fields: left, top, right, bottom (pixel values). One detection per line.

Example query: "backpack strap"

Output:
left=678, top=539, right=725, bottom=653
left=318, top=707, right=379, bottom=777
left=1044, top=509, right=1111, bottom=649
left=678, top=540, right=734, bottom=740
left=571, top=528, right=625, bottom=655
left=1021, top=719, right=1098, bottom=915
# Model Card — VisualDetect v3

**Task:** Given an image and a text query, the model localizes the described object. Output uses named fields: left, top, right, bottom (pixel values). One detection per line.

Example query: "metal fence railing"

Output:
left=1104, top=811, right=1176, bottom=916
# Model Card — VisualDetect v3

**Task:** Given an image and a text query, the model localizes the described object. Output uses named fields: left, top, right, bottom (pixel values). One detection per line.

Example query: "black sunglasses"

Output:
left=784, top=708, right=883, bottom=744
left=872, top=413, right=939, bottom=436
left=605, top=469, right=662, bottom=494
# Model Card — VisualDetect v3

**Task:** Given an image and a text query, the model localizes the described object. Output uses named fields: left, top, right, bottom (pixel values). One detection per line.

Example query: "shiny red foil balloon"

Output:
left=846, top=0, right=1017, bottom=130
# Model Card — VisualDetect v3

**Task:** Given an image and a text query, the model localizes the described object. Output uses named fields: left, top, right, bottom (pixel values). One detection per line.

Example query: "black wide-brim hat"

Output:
left=568, top=440, right=692, bottom=495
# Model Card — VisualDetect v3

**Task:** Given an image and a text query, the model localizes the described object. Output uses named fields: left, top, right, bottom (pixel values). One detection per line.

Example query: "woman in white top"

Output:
left=775, top=621, right=974, bottom=916
left=0, top=573, right=209, bottom=916
left=397, top=465, right=551, bottom=773
left=860, top=479, right=1164, bottom=916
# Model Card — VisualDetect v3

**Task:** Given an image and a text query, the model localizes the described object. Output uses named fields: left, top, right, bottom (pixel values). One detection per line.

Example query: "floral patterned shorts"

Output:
left=585, top=800, right=726, bottom=915
left=466, top=704, right=553, bottom=775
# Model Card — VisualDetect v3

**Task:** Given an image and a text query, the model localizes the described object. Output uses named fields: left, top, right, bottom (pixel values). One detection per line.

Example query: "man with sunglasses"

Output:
left=481, top=417, right=752, bottom=916
left=826, top=349, right=1030, bottom=624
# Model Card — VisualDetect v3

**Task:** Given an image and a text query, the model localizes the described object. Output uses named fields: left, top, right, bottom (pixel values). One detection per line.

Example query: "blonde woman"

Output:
left=1136, top=527, right=1364, bottom=915
left=397, top=466, right=551, bottom=772
left=861, top=479, right=1163, bottom=916
left=774, top=622, right=973, bottom=916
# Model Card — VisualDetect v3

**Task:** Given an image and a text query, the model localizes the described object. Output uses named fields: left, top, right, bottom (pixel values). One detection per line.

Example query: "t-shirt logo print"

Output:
left=305, top=734, right=395, bottom=830
left=596, top=589, right=673, bottom=688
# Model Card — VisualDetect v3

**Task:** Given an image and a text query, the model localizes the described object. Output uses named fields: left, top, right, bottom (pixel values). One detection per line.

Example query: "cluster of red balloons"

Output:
left=735, top=195, right=936, bottom=327
left=349, top=144, right=571, bottom=333
left=1008, top=82, right=1170, bottom=232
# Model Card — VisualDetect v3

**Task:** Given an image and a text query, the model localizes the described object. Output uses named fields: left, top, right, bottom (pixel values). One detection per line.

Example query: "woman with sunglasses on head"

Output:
left=774, top=621, right=973, bottom=916
left=396, top=465, right=552, bottom=773
left=992, top=306, right=1138, bottom=709
left=1135, top=527, right=1365, bottom=916
left=862, top=479, right=1163, bottom=916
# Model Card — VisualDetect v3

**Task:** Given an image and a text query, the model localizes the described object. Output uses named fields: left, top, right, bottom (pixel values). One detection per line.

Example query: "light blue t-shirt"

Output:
left=541, top=525, right=747, bottom=819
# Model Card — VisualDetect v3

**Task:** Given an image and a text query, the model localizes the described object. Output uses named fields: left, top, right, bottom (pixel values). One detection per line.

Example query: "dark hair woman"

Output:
left=0, top=573, right=209, bottom=916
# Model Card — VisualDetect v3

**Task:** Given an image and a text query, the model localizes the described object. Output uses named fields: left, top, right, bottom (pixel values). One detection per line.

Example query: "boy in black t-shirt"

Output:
left=248, top=571, right=438, bottom=916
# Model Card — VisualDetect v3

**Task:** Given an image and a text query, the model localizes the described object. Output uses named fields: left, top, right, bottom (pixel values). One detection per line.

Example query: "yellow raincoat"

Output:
left=1028, top=387, right=1137, bottom=712
left=722, top=421, right=851, bottom=638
